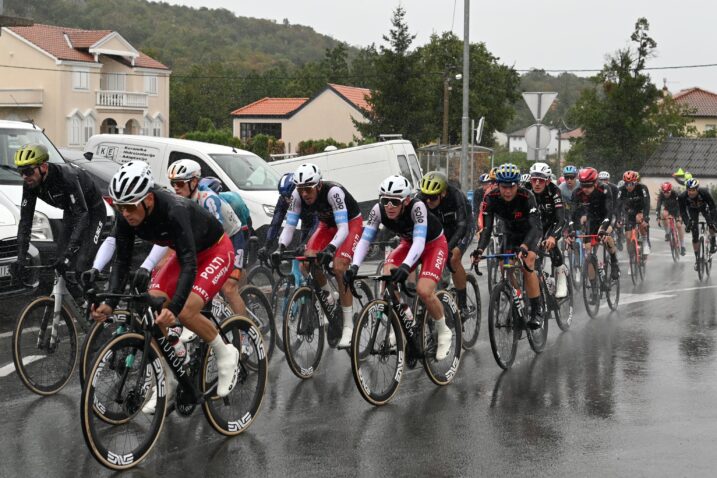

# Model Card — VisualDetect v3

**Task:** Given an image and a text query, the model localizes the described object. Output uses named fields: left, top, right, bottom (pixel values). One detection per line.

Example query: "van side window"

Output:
left=407, top=154, right=423, bottom=187
left=397, top=155, right=412, bottom=182
left=168, top=151, right=215, bottom=179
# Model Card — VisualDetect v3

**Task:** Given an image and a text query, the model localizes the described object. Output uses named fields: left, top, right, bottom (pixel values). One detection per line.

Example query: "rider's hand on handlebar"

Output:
left=390, top=263, right=411, bottom=283
left=270, top=244, right=285, bottom=268
left=91, top=303, right=113, bottom=323
left=542, top=236, right=557, bottom=251
left=316, top=244, right=336, bottom=267
left=53, top=255, right=70, bottom=275
left=80, top=268, right=99, bottom=288
left=471, top=248, right=483, bottom=264
left=344, top=264, right=358, bottom=285
left=131, top=267, right=152, bottom=292
left=155, top=308, right=177, bottom=328
left=519, top=245, right=530, bottom=258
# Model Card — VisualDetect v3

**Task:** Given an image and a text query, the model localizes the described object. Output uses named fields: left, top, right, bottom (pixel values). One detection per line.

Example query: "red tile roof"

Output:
left=559, top=128, right=584, bottom=140
left=329, top=83, right=371, bottom=111
left=230, top=97, right=309, bottom=117
left=673, top=87, right=717, bottom=117
left=8, top=23, right=168, bottom=70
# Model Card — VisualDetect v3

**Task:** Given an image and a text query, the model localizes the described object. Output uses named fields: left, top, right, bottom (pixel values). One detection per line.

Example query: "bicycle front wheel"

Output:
left=283, top=286, right=324, bottom=379
left=270, top=276, right=295, bottom=353
left=420, top=290, right=462, bottom=385
left=461, top=273, right=481, bottom=349
left=603, top=247, right=620, bottom=311
left=374, top=260, right=386, bottom=298
left=12, top=297, right=78, bottom=395
left=81, top=333, right=166, bottom=471
left=487, top=282, right=518, bottom=370
left=245, top=265, right=275, bottom=298
left=526, top=281, right=549, bottom=354
left=241, top=285, right=275, bottom=361
left=79, top=310, right=131, bottom=389
left=582, top=255, right=600, bottom=319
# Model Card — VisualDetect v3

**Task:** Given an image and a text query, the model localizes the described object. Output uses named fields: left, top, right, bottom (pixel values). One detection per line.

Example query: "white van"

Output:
left=83, top=135, right=280, bottom=238
left=269, top=140, right=423, bottom=215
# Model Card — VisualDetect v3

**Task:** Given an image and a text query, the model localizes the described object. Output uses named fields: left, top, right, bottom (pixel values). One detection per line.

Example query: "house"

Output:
left=640, top=137, right=717, bottom=206
left=672, top=87, right=717, bottom=135
left=0, top=23, right=170, bottom=148
left=231, top=83, right=370, bottom=155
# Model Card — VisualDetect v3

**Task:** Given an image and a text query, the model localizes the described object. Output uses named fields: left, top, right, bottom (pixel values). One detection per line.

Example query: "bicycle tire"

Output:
left=555, top=272, right=574, bottom=332
left=637, top=239, right=646, bottom=283
left=603, top=247, right=620, bottom=311
left=12, top=297, right=77, bottom=396
left=670, top=224, right=680, bottom=263
left=240, top=285, right=275, bottom=361
left=283, top=286, right=324, bottom=379
left=526, top=280, right=550, bottom=354
left=270, top=276, right=295, bottom=353
left=699, top=236, right=706, bottom=281
left=350, top=299, right=404, bottom=406
left=79, top=310, right=131, bottom=389
left=202, top=315, right=267, bottom=436
left=582, top=254, right=600, bottom=319
left=461, top=274, right=481, bottom=349
left=352, top=279, right=375, bottom=360
left=374, top=260, right=386, bottom=298
left=628, top=238, right=639, bottom=286
left=245, top=265, right=275, bottom=298
left=81, top=332, right=166, bottom=470
left=421, top=290, right=462, bottom=385
left=487, top=241, right=498, bottom=294
left=487, top=281, right=518, bottom=370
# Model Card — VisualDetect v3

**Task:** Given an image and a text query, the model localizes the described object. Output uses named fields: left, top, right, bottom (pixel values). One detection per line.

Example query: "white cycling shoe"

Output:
left=555, top=265, right=568, bottom=298
left=216, top=344, right=240, bottom=398
left=337, top=325, right=353, bottom=349
left=435, top=320, right=453, bottom=361
left=142, top=367, right=177, bottom=415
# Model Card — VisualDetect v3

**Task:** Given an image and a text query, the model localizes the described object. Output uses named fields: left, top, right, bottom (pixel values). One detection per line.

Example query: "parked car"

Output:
left=0, top=189, right=40, bottom=296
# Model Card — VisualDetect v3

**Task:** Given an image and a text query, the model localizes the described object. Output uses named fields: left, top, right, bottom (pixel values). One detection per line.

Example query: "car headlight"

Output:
left=263, top=204, right=275, bottom=216
left=31, top=211, right=53, bottom=241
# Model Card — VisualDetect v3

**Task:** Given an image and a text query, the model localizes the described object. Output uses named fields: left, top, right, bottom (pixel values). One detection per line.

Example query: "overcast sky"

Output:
left=164, top=0, right=717, bottom=93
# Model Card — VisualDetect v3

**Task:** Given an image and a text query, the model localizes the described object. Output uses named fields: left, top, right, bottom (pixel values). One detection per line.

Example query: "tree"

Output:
left=567, top=18, right=694, bottom=174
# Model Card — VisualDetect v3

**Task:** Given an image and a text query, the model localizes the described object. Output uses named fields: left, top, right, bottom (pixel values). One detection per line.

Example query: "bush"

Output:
left=297, top=138, right=349, bottom=155
left=179, top=130, right=284, bottom=161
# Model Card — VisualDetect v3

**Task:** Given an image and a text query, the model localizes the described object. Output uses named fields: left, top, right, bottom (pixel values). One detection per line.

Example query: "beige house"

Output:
left=0, top=23, right=170, bottom=148
left=672, top=87, right=717, bottom=135
left=231, top=83, right=370, bottom=155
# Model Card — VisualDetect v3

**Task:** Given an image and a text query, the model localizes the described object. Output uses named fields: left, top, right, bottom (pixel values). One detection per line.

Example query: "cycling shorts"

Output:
left=150, top=234, right=235, bottom=305
left=386, top=235, right=449, bottom=283
left=306, top=215, right=363, bottom=261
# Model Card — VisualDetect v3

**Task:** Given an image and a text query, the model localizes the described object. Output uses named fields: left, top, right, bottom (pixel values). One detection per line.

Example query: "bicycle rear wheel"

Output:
left=582, top=255, right=600, bottom=319
left=628, top=239, right=639, bottom=286
left=461, top=274, right=481, bottom=349
left=241, top=285, right=275, bottom=361
left=283, top=286, right=324, bottom=379
left=637, top=239, right=646, bottom=282
left=421, top=291, right=462, bottom=385
left=527, top=280, right=550, bottom=354
left=350, top=300, right=404, bottom=406
left=79, top=310, right=131, bottom=389
left=81, top=333, right=166, bottom=470
left=555, top=272, right=574, bottom=332
left=670, top=225, right=680, bottom=262
left=245, top=265, right=275, bottom=298
left=603, top=247, right=620, bottom=311
left=12, top=297, right=77, bottom=396
left=487, top=281, right=518, bottom=369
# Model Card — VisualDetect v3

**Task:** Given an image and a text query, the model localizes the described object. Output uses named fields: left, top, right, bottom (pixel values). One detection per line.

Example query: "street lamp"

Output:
left=442, top=71, right=462, bottom=146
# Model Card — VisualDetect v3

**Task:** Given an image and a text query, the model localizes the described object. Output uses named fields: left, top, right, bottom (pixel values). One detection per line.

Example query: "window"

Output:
left=73, top=69, right=89, bottom=91
left=407, top=154, right=423, bottom=188
left=152, top=117, right=163, bottom=137
left=239, top=122, right=282, bottom=141
left=142, top=116, right=152, bottom=136
left=397, top=155, right=412, bottom=183
left=83, top=115, right=95, bottom=143
left=67, top=114, right=82, bottom=146
left=210, top=154, right=280, bottom=191
left=100, top=72, right=126, bottom=91
left=144, top=75, right=158, bottom=95
left=168, top=152, right=214, bottom=178
left=706, top=124, right=716, bottom=131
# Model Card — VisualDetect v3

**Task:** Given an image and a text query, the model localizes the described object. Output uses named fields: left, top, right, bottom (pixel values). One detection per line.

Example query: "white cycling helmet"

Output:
left=529, top=162, right=552, bottom=179
left=379, top=175, right=412, bottom=198
left=109, top=160, right=154, bottom=203
left=293, top=163, right=322, bottom=187
left=598, top=171, right=610, bottom=180
left=167, top=159, right=201, bottom=181
left=520, top=173, right=530, bottom=184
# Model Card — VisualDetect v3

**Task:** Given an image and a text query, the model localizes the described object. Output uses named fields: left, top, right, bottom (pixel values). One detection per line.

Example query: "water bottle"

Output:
left=545, top=274, right=556, bottom=296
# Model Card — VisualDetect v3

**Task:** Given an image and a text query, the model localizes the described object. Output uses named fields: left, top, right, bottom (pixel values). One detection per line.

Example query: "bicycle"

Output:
left=239, top=284, right=276, bottom=361
left=480, top=253, right=549, bottom=370
left=245, top=259, right=275, bottom=297
left=437, top=265, right=481, bottom=349
left=347, top=274, right=461, bottom=406
left=695, top=221, right=713, bottom=281
left=625, top=225, right=647, bottom=285
left=371, top=237, right=400, bottom=298
left=576, top=234, right=619, bottom=318
left=658, top=215, right=682, bottom=263
left=535, top=247, right=574, bottom=332
left=275, top=250, right=372, bottom=379
left=563, top=230, right=584, bottom=287
left=80, top=290, right=267, bottom=471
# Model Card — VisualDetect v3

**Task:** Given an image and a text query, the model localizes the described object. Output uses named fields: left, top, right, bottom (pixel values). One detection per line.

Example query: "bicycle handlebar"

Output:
left=85, top=290, right=165, bottom=313
left=349, top=273, right=416, bottom=299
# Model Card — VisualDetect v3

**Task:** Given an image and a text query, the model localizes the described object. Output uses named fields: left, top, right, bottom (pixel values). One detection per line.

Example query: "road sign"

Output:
left=522, top=92, right=558, bottom=122
left=525, top=124, right=552, bottom=150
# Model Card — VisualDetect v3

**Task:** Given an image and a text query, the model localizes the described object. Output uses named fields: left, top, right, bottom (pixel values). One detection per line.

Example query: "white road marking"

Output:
left=0, top=355, right=44, bottom=378
left=619, top=284, right=717, bottom=306
left=0, top=327, right=39, bottom=340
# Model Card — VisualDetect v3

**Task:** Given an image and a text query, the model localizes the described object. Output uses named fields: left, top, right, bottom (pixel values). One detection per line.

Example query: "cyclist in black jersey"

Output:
left=11, top=144, right=108, bottom=284
left=525, top=162, right=568, bottom=298
left=617, top=170, right=651, bottom=255
left=345, top=175, right=453, bottom=359
left=417, top=171, right=474, bottom=320
left=272, top=163, right=364, bottom=348
left=656, top=181, right=685, bottom=255
left=598, top=171, right=623, bottom=251
left=91, top=162, right=240, bottom=398
left=678, top=178, right=717, bottom=268
left=472, top=163, right=545, bottom=329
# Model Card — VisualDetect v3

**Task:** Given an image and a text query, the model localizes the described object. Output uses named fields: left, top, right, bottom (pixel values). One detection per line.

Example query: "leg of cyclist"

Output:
left=332, top=217, right=363, bottom=348
left=221, top=232, right=247, bottom=316
left=675, top=214, right=686, bottom=255
left=416, top=235, right=452, bottom=360
left=601, top=226, right=620, bottom=279
left=451, top=222, right=475, bottom=319
left=637, top=212, right=650, bottom=255
left=522, top=247, right=542, bottom=329
left=545, top=236, right=568, bottom=298
left=688, top=211, right=701, bottom=269
left=660, top=209, right=671, bottom=241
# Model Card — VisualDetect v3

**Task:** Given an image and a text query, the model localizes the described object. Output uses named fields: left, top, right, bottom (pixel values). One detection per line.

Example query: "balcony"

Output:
left=0, top=89, right=43, bottom=107
left=96, top=90, right=148, bottom=109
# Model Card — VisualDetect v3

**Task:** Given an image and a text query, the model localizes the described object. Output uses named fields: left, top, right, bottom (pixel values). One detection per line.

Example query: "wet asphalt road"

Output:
left=2, top=232, right=717, bottom=477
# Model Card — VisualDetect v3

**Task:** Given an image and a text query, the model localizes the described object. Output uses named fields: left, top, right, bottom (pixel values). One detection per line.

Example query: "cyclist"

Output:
left=418, top=171, right=474, bottom=320
left=11, top=144, right=108, bottom=286
left=91, top=161, right=239, bottom=398
left=598, top=170, right=623, bottom=250
left=525, top=162, right=568, bottom=298
left=617, top=170, right=651, bottom=255
left=472, top=163, right=544, bottom=329
left=520, top=173, right=531, bottom=188
left=656, top=181, right=686, bottom=255
left=167, top=160, right=247, bottom=317
left=271, top=163, right=363, bottom=349
left=199, top=177, right=253, bottom=262
left=472, top=173, right=490, bottom=227
left=678, top=178, right=717, bottom=269
left=568, top=167, right=620, bottom=279
left=559, top=165, right=581, bottom=204
left=477, top=167, right=499, bottom=233
left=345, top=175, right=452, bottom=359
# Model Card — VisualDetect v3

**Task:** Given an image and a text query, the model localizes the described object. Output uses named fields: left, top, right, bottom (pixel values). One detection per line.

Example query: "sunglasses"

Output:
left=19, top=166, right=38, bottom=177
left=581, top=183, right=595, bottom=188
left=297, top=185, right=317, bottom=193
left=114, top=197, right=146, bottom=213
left=380, top=196, right=403, bottom=207
left=530, top=177, right=547, bottom=184
left=423, top=194, right=440, bottom=202
left=170, top=179, right=188, bottom=188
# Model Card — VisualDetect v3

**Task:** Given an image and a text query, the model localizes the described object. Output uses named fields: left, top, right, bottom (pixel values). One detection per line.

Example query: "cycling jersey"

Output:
left=679, top=188, right=717, bottom=224
left=656, top=190, right=680, bottom=217
left=418, top=183, right=471, bottom=250
left=193, top=189, right=242, bottom=237
left=601, top=182, right=620, bottom=220
left=559, top=181, right=581, bottom=204
left=279, top=181, right=361, bottom=249
left=476, top=187, right=542, bottom=252
left=570, top=185, right=613, bottom=233
left=617, top=183, right=650, bottom=220
left=265, top=196, right=317, bottom=248
left=525, top=181, right=565, bottom=239
left=218, top=191, right=252, bottom=230
left=108, top=187, right=225, bottom=316
left=17, top=162, right=107, bottom=271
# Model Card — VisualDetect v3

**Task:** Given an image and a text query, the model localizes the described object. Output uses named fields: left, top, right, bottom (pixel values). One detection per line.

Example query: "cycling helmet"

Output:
left=278, top=172, right=295, bottom=197
left=520, top=173, right=530, bottom=184
left=168, top=159, right=201, bottom=181
left=598, top=171, right=610, bottom=181
left=479, top=173, right=490, bottom=183
left=623, top=170, right=639, bottom=183
left=109, top=160, right=154, bottom=204
left=199, top=177, right=223, bottom=194
left=420, top=171, right=448, bottom=195
left=293, top=163, right=322, bottom=187
left=529, top=162, right=551, bottom=179
left=488, top=167, right=497, bottom=181
left=14, top=144, right=49, bottom=167
left=617, top=180, right=625, bottom=188
left=563, top=165, right=578, bottom=176
left=379, top=175, right=412, bottom=198
left=495, top=163, right=521, bottom=184
left=578, top=167, right=598, bottom=184
left=686, top=178, right=700, bottom=189
left=660, top=182, right=673, bottom=193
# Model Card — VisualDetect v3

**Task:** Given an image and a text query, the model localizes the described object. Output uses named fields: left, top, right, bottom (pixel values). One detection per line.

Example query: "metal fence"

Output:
left=417, top=144, right=494, bottom=190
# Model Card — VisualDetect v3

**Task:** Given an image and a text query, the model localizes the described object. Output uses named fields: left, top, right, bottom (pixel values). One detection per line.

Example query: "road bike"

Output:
left=577, top=234, right=619, bottom=318
left=695, top=221, right=713, bottom=281
left=659, top=215, right=682, bottom=263
left=626, top=225, right=647, bottom=285
left=535, top=248, right=574, bottom=332
left=564, top=230, right=584, bottom=286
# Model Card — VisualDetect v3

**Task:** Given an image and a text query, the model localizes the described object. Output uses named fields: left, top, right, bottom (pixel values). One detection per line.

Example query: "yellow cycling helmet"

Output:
left=14, top=144, right=49, bottom=167
left=420, top=171, right=448, bottom=195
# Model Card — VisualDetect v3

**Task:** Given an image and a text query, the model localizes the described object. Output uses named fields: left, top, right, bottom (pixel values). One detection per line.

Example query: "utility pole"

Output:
left=442, top=75, right=450, bottom=145
left=460, top=0, right=470, bottom=190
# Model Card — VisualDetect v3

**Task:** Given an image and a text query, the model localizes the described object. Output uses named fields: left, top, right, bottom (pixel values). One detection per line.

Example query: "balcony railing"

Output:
left=96, top=90, right=148, bottom=109
left=0, top=89, right=43, bottom=107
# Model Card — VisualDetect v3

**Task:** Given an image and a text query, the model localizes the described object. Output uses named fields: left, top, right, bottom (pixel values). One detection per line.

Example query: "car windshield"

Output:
left=0, top=127, right=64, bottom=170
left=210, top=154, right=279, bottom=191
